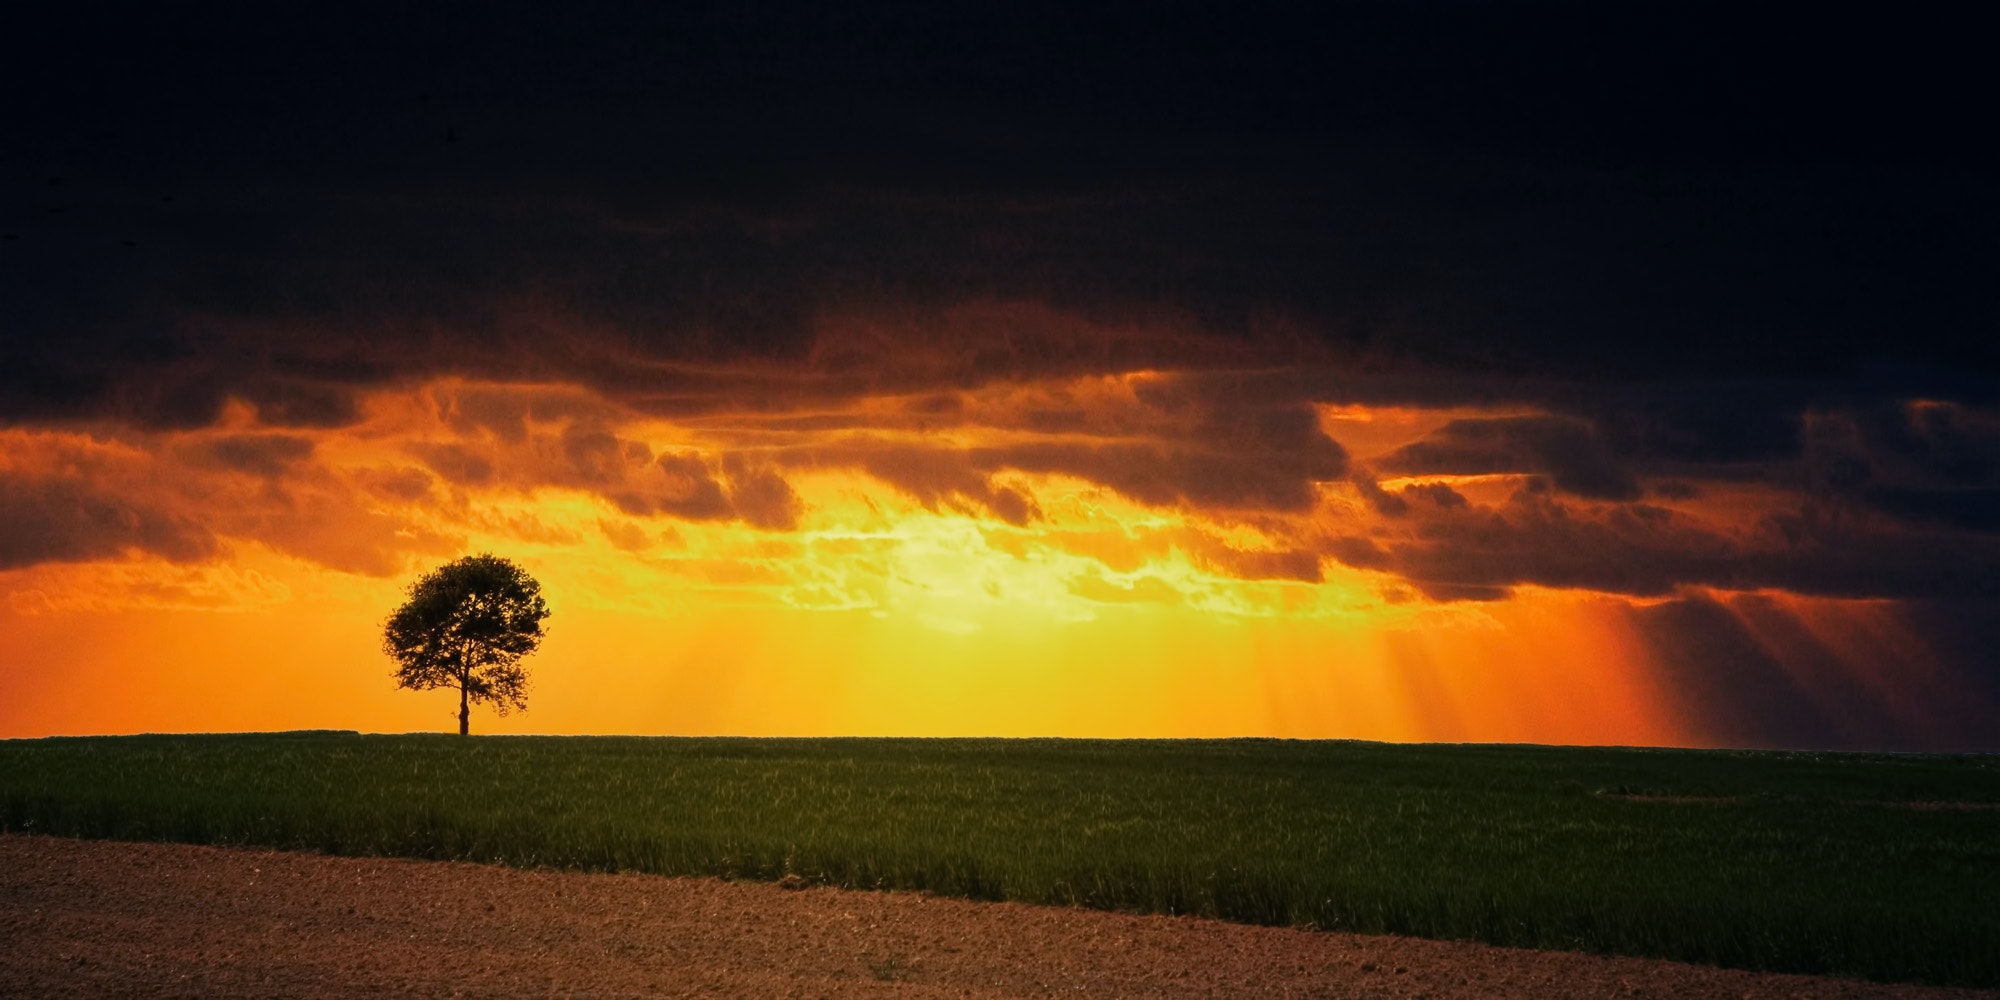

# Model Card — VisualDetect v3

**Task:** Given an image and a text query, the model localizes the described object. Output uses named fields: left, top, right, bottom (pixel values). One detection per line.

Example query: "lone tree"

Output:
left=384, top=554, right=550, bottom=735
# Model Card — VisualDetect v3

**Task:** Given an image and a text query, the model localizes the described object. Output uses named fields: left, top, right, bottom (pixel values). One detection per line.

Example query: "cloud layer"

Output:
left=6, top=348, right=1996, bottom=616
left=4, top=4, right=1998, bottom=747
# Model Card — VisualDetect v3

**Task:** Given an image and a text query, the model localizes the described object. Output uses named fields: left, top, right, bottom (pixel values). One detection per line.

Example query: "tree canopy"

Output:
left=383, top=554, right=550, bottom=735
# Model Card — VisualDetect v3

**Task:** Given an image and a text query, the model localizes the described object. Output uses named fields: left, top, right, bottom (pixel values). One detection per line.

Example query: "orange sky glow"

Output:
left=3, top=355, right=1978, bottom=748
left=10, top=2, right=1999, bottom=758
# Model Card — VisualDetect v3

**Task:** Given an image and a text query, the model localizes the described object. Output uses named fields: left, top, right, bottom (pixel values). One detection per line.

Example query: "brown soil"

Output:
left=3, top=835, right=1991, bottom=999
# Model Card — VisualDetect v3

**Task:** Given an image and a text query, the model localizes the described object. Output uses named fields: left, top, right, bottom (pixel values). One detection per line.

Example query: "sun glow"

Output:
left=0, top=373, right=1985, bottom=747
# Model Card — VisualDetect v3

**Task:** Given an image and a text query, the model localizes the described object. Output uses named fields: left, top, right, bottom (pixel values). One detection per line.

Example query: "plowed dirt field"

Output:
left=2, top=835, right=1990, bottom=999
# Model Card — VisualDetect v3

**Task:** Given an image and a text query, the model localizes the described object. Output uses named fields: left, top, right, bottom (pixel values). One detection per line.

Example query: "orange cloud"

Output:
left=3, top=348, right=1998, bottom=748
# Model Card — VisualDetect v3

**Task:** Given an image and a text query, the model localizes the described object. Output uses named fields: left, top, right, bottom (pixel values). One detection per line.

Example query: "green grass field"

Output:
left=2, top=734, right=1995, bottom=987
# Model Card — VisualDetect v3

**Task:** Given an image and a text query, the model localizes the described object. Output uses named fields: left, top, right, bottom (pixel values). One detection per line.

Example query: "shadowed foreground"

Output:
left=3, top=836, right=1989, bottom=1000
left=4, top=735, right=1998, bottom=985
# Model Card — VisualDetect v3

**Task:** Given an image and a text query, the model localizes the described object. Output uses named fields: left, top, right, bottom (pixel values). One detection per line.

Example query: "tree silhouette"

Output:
left=384, top=554, right=550, bottom=735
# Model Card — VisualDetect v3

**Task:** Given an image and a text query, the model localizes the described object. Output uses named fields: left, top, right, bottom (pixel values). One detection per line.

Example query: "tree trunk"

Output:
left=459, top=684, right=470, bottom=736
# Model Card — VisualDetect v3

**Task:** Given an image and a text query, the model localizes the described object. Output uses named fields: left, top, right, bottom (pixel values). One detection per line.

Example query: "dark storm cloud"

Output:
left=13, top=161, right=1990, bottom=429
left=1340, top=486, right=1739, bottom=600
left=237, top=380, right=361, bottom=429
left=1865, top=488, right=2000, bottom=534
left=644, top=452, right=733, bottom=522
left=778, top=388, right=1347, bottom=523
left=187, top=434, right=317, bottom=478
left=619, top=450, right=803, bottom=532
left=997, top=436, right=1345, bottom=512
left=1325, top=479, right=2000, bottom=603
left=611, top=448, right=800, bottom=531
left=558, top=424, right=651, bottom=491
left=0, top=475, right=216, bottom=570
left=1399, top=483, right=1468, bottom=510
left=816, top=444, right=1040, bottom=526
left=400, top=415, right=804, bottom=532
left=7, top=2, right=1998, bottom=429
left=3, top=0, right=1997, bottom=605
left=1797, top=402, right=2000, bottom=534
left=404, top=443, right=493, bottom=487
left=1378, top=416, right=1639, bottom=500
left=353, top=466, right=435, bottom=504
left=719, top=456, right=804, bottom=532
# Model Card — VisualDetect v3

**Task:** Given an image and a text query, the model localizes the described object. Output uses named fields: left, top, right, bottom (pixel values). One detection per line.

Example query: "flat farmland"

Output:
left=1, top=735, right=1994, bottom=987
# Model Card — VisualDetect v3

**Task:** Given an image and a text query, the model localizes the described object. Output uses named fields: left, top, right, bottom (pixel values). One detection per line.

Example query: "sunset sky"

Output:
left=4, top=4, right=1996, bottom=748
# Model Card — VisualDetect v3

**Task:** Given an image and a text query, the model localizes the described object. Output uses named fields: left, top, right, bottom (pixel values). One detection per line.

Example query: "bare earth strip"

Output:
left=2, top=835, right=1991, bottom=1000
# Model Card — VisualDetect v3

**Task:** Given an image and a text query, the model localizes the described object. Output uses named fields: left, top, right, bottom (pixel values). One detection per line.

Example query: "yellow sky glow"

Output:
left=0, top=374, right=1960, bottom=744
